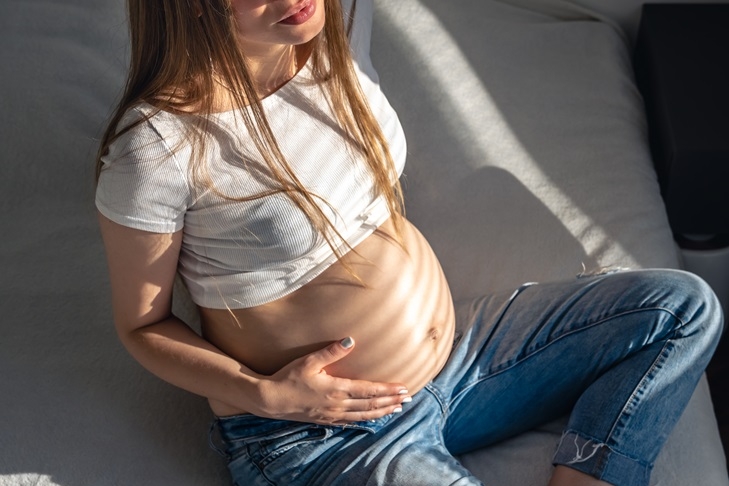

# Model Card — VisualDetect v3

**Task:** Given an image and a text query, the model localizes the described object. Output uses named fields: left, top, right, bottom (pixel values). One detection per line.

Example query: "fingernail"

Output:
left=401, top=396, right=412, bottom=403
left=398, top=389, right=409, bottom=395
left=340, top=337, right=354, bottom=349
left=393, top=407, right=403, bottom=413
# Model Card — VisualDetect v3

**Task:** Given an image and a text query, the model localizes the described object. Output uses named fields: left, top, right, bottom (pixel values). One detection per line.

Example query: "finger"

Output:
left=303, top=397, right=407, bottom=426
left=332, top=376, right=409, bottom=399
left=302, top=337, right=356, bottom=370
left=340, top=393, right=412, bottom=412
left=329, top=404, right=407, bottom=425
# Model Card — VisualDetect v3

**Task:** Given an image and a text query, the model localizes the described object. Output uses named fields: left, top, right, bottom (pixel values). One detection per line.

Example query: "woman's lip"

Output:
left=278, top=0, right=315, bottom=25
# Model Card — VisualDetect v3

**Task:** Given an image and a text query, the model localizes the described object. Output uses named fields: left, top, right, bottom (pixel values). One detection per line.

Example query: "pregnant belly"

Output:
left=200, top=217, right=456, bottom=416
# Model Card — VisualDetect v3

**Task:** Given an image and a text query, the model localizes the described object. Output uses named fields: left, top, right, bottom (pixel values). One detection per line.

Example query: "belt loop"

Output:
left=208, top=419, right=228, bottom=459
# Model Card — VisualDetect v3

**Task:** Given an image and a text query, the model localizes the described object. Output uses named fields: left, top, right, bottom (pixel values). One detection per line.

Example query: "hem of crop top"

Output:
left=179, top=194, right=392, bottom=310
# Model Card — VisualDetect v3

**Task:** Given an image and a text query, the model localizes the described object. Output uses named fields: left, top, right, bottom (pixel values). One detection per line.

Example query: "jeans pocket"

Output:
left=251, top=424, right=333, bottom=466
left=227, top=422, right=334, bottom=485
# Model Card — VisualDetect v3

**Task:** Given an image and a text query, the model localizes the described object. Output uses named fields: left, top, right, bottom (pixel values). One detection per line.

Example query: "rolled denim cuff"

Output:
left=553, top=431, right=652, bottom=486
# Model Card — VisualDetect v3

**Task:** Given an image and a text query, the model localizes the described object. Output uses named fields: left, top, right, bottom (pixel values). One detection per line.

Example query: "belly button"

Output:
left=427, top=327, right=440, bottom=342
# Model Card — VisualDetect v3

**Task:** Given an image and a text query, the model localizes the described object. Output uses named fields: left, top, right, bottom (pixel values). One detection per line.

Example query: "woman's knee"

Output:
left=630, top=269, right=723, bottom=346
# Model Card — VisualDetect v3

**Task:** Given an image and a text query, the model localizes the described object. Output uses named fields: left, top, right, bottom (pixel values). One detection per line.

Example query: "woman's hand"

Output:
left=255, top=338, right=411, bottom=425
left=99, top=214, right=410, bottom=424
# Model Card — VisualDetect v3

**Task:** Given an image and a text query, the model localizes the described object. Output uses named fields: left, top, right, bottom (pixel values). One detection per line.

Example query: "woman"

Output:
left=95, top=0, right=723, bottom=485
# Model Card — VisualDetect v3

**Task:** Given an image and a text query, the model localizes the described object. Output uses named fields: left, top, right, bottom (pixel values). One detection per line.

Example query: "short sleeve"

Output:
left=95, top=108, right=191, bottom=233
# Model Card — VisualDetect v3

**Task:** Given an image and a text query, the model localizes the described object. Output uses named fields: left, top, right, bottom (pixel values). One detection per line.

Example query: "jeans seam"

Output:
left=604, top=339, right=674, bottom=452
left=449, top=306, right=683, bottom=407
left=600, top=302, right=688, bottom=452
left=424, top=383, right=450, bottom=430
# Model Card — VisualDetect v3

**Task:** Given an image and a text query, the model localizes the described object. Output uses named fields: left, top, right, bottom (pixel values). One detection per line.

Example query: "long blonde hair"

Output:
left=96, top=0, right=404, bottom=260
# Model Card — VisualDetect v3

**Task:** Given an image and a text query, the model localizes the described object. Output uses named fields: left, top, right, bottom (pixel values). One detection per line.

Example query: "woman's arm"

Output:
left=98, top=212, right=408, bottom=424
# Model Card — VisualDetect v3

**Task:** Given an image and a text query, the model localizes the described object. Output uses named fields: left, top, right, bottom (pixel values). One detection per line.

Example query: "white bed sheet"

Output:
left=0, top=0, right=725, bottom=484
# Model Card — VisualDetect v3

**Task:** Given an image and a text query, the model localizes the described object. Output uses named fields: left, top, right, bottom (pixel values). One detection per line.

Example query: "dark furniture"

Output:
left=634, top=3, right=729, bottom=243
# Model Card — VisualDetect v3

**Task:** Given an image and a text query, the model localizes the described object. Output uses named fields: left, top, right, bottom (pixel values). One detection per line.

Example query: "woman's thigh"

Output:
left=438, top=269, right=722, bottom=456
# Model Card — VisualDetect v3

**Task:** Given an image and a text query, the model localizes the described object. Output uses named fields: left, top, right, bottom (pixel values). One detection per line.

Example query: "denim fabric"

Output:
left=212, top=269, right=723, bottom=486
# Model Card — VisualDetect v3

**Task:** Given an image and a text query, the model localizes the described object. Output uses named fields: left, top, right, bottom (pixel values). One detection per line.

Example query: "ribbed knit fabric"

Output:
left=95, top=0, right=407, bottom=309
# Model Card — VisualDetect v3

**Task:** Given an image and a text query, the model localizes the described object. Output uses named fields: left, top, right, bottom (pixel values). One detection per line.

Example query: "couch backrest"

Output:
left=497, top=0, right=729, bottom=40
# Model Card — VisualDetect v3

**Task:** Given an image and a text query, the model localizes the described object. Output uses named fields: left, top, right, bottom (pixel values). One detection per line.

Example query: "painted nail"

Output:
left=393, top=407, right=403, bottom=413
left=340, top=337, right=354, bottom=349
left=398, top=389, right=409, bottom=395
left=401, top=397, right=412, bottom=403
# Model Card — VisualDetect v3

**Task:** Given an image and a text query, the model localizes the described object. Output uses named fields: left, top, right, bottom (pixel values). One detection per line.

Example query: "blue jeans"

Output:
left=211, top=269, right=723, bottom=486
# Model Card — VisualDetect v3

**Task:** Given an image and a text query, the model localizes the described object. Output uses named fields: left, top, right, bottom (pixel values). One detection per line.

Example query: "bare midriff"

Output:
left=199, top=217, right=456, bottom=417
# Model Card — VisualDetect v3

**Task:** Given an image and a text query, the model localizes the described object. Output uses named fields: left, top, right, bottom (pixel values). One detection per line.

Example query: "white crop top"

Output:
left=95, top=0, right=407, bottom=309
